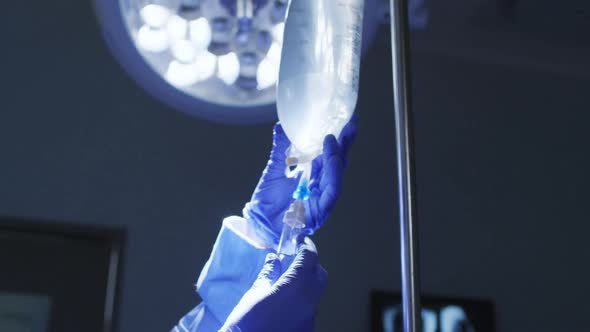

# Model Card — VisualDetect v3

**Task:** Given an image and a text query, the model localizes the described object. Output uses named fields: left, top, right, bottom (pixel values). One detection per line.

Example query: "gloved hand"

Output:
left=244, top=117, right=357, bottom=245
left=219, top=238, right=327, bottom=332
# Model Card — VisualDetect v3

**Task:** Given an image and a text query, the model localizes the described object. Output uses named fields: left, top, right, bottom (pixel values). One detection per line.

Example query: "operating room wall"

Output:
left=1, top=3, right=589, bottom=332
left=320, top=30, right=590, bottom=331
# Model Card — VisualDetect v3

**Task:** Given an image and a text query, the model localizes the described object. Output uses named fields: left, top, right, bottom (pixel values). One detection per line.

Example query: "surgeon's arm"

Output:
left=173, top=119, right=355, bottom=331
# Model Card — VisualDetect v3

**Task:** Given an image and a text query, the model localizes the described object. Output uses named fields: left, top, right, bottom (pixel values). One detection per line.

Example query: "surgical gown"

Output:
left=172, top=216, right=275, bottom=331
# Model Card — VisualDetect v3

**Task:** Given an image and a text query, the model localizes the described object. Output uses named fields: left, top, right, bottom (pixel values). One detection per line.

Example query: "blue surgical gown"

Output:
left=172, top=216, right=274, bottom=331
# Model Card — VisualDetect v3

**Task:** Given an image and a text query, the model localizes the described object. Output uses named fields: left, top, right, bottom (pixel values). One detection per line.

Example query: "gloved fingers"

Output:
left=273, top=123, right=290, bottom=146
left=318, top=151, right=344, bottom=215
left=323, top=135, right=340, bottom=160
left=304, top=171, right=340, bottom=232
left=274, top=238, right=318, bottom=289
left=268, top=123, right=292, bottom=173
left=302, top=194, right=320, bottom=235
left=318, top=182, right=338, bottom=218
left=309, top=156, right=323, bottom=187
left=297, top=241, right=328, bottom=301
left=309, top=135, right=339, bottom=191
left=300, top=236, right=318, bottom=254
left=285, top=238, right=319, bottom=275
left=309, top=134, right=337, bottom=186
left=303, top=133, right=342, bottom=188
left=338, top=115, right=358, bottom=158
left=319, top=151, right=344, bottom=193
left=253, top=253, right=282, bottom=289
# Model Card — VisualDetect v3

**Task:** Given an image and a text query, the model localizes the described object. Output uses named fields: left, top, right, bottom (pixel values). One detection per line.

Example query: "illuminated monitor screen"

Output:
left=371, top=291, right=495, bottom=332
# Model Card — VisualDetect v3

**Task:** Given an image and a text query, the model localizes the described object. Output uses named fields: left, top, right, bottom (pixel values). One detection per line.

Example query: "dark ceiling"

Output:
left=381, top=0, right=590, bottom=80
left=426, top=0, right=590, bottom=46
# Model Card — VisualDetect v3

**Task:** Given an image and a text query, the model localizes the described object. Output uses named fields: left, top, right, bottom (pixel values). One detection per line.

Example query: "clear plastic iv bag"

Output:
left=277, top=0, right=364, bottom=161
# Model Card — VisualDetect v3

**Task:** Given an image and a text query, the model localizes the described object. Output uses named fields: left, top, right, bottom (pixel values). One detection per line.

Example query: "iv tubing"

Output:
left=277, top=162, right=311, bottom=256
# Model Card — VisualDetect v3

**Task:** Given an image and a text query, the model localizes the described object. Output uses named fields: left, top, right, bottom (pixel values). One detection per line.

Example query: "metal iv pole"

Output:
left=389, top=0, right=422, bottom=331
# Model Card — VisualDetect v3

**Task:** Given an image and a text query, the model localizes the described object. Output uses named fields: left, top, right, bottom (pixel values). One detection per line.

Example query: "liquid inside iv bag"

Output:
left=277, top=0, right=364, bottom=160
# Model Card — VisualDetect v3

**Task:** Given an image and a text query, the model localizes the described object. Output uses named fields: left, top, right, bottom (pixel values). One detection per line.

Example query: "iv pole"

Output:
left=389, top=0, right=422, bottom=331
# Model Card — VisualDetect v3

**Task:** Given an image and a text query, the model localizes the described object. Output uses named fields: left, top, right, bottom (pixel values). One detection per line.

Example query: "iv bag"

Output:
left=277, top=0, right=364, bottom=161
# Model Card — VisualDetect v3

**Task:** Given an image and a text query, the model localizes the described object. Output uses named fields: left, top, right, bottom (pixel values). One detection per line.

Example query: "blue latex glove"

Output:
left=244, top=117, right=357, bottom=245
left=220, top=238, right=327, bottom=332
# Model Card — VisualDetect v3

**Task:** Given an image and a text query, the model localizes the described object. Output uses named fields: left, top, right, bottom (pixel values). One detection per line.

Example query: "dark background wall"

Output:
left=1, top=1, right=589, bottom=331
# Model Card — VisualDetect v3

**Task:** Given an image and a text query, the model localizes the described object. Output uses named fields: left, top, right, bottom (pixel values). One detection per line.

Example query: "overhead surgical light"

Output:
left=94, top=0, right=383, bottom=123
left=130, top=0, right=286, bottom=103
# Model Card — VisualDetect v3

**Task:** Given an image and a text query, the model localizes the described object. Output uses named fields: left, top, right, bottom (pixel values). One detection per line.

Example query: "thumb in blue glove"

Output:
left=220, top=238, right=327, bottom=332
left=244, top=116, right=357, bottom=245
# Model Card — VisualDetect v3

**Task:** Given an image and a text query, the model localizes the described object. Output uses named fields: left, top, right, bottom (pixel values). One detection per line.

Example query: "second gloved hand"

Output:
left=244, top=118, right=357, bottom=246
left=219, top=239, right=327, bottom=332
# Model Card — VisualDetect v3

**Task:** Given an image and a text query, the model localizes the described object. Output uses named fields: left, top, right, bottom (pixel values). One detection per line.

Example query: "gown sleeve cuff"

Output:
left=195, top=216, right=275, bottom=324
